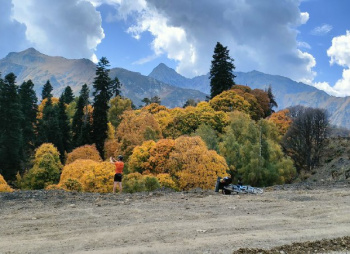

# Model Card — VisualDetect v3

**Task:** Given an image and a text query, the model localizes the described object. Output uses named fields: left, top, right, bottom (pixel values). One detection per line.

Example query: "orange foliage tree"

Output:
left=268, top=109, right=292, bottom=136
left=128, top=139, right=175, bottom=175
left=167, top=136, right=228, bottom=190
left=109, top=110, right=162, bottom=160
left=65, top=144, right=102, bottom=165
left=128, top=136, right=227, bottom=190
left=58, top=159, right=114, bottom=193
left=209, top=85, right=270, bottom=120
left=0, top=174, right=13, bottom=192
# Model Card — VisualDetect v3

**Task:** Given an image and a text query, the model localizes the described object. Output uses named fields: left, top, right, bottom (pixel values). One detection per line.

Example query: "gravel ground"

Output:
left=1, top=181, right=350, bottom=254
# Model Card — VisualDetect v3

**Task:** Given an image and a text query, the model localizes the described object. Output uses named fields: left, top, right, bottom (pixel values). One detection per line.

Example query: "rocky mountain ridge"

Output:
left=1, top=48, right=350, bottom=128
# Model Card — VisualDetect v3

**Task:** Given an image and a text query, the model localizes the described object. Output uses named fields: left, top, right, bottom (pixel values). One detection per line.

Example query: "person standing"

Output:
left=110, top=155, right=124, bottom=193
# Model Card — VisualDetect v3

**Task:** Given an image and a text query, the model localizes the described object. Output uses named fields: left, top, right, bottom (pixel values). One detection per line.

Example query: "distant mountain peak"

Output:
left=150, top=63, right=177, bottom=75
left=4, top=47, right=47, bottom=65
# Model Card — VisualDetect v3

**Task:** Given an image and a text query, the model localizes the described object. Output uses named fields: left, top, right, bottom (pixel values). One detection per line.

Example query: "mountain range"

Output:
left=0, top=48, right=350, bottom=128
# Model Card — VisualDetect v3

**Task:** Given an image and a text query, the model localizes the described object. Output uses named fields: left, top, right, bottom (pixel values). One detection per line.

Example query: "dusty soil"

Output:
left=1, top=181, right=350, bottom=254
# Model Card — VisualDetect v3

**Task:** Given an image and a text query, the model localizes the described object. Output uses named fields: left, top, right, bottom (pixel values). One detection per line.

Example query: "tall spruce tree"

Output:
left=209, top=42, right=236, bottom=98
left=37, top=84, right=63, bottom=158
left=267, top=85, right=278, bottom=116
left=19, top=80, right=38, bottom=167
left=72, top=84, right=91, bottom=147
left=62, top=86, right=75, bottom=104
left=0, top=73, right=23, bottom=181
left=42, top=80, right=53, bottom=101
left=92, top=57, right=120, bottom=158
left=58, top=93, right=71, bottom=160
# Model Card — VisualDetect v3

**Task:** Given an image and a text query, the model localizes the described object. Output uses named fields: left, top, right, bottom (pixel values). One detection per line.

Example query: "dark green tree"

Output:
left=72, top=84, right=92, bottom=147
left=209, top=42, right=236, bottom=98
left=58, top=93, right=72, bottom=160
left=282, top=106, right=329, bottom=173
left=0, top=73, right=23, bottom=181
left=41, top=80, right=53, bottom=101
left=92, top=57, right=119, bottom=158
left=112, top=77, right=122, bottom=97
left=18, top=80, right=38, bottom=167
left=62, top=86, right=75, bottom=104
left=267, top=85, right=278, bottom=116
left=36, top=98, right=63, bottom=155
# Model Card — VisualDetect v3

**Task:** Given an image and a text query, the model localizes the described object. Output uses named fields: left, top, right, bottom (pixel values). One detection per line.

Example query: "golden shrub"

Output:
left=168, top=136, right=228, bottom=190
left=128, top=140, right=156, bottom=174
left=65, top=145, right=101, bottom=165
left=0, top=174, right=14, bottom=192
left=45, top=184, right=62, bottom=190
left=156, top=173, right=177, bottom=190
left=59, top=159, right=114, bottom=193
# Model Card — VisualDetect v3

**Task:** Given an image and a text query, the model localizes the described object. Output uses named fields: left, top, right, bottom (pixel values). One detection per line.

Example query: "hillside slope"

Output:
left=149, top=63, right=350, bottom=128
left=0, top=48, right=207, bottom=108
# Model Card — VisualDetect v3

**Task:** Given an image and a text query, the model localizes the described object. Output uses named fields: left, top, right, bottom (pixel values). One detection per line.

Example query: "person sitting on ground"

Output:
left=110, top=155, right=124, bottom=193
left=215, top=176, right=232, bottom=194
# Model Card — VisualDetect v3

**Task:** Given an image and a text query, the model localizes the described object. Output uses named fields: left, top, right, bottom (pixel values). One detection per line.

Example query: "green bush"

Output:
left=22, top=143, right=62, bottom=189
left=144, top=175, right=160, bottom=191
left=62, top=178, right=83, bottom=192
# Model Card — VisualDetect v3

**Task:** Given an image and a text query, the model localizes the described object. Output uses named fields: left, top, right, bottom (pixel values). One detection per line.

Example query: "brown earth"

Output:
left=1, top=181, right=350, bottom=254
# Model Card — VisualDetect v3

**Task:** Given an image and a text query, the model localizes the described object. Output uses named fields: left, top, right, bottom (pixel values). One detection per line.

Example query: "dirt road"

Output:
left=1, top=182, right=350, bottom=254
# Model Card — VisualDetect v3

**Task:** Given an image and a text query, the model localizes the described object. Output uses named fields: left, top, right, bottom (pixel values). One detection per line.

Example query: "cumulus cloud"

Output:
left=311, top=24, right=333, bottom=36
left=106, top=0, right=316, bottom=82
left=11, top=0, right=104, bottom=61
left=325, top=31, right=350, bottom=96
left=0, top=0, right=30, bottom=58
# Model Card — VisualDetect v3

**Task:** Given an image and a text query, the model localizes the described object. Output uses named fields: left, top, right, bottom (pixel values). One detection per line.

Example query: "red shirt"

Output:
left=114, top=161, right=124, bottom=174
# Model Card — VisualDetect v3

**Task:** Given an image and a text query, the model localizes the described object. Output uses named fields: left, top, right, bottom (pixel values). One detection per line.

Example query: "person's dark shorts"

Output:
left=114, top=173, right=122, bottom=182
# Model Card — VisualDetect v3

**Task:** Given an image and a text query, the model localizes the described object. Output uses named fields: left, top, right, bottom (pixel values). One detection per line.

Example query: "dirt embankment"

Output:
left=1, top=181, right=350, bottom=254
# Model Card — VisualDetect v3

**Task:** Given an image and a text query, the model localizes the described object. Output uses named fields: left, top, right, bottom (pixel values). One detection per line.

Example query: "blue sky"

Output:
left=1, top=0, right=350, bottom=97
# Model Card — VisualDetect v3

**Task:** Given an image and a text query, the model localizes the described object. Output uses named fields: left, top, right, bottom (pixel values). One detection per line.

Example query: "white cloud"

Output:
left=313, top=81, right=342, bottom=97
left=300, top=12, right=309, bottom=25
left=322, top=31, right=350, bottom=96
left=11, top=0, right=105, bottom=61
left=327, top=31, right=350, bottom=67
left=108, top=0, right=316, bottom=82
left=311, top=24, right=333, bottom=36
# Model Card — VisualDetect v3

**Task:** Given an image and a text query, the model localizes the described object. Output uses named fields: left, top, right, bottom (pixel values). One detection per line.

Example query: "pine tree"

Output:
left=62, top=86, right=75, bottom=104
left=41, top=80, right=53, bottom=101
left=58, top=93, right=71, bottom=160
left=92, top=57, right=119, bottom=158
left=37, top=84, right=63, bottom=157
left=72, top=84, right=91, bottom=147
left=267, top=85, right=278, bottom=116
left=19, top=80, right=38, bottom=167
left=209, top=42, right=236, bottom=98
left=0, top=73, right=23, bottom=181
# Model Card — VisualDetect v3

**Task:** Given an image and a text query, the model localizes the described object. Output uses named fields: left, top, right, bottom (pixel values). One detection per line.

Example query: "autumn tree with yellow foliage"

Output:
left=21, top=143, right=63, bottom=189
left=0, top=174, right=13, bottom=192
left=65, top=144, right=102, bottom=165
left=58, top=159, right=114, bottom=193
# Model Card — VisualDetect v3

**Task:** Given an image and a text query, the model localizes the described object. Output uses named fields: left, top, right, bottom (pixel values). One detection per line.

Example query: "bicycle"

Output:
left=215, top=177, right=263, bottom=195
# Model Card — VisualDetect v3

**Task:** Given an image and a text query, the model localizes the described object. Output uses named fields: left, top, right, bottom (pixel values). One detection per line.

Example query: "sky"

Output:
left=1, top=0, right=350, bottom=97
